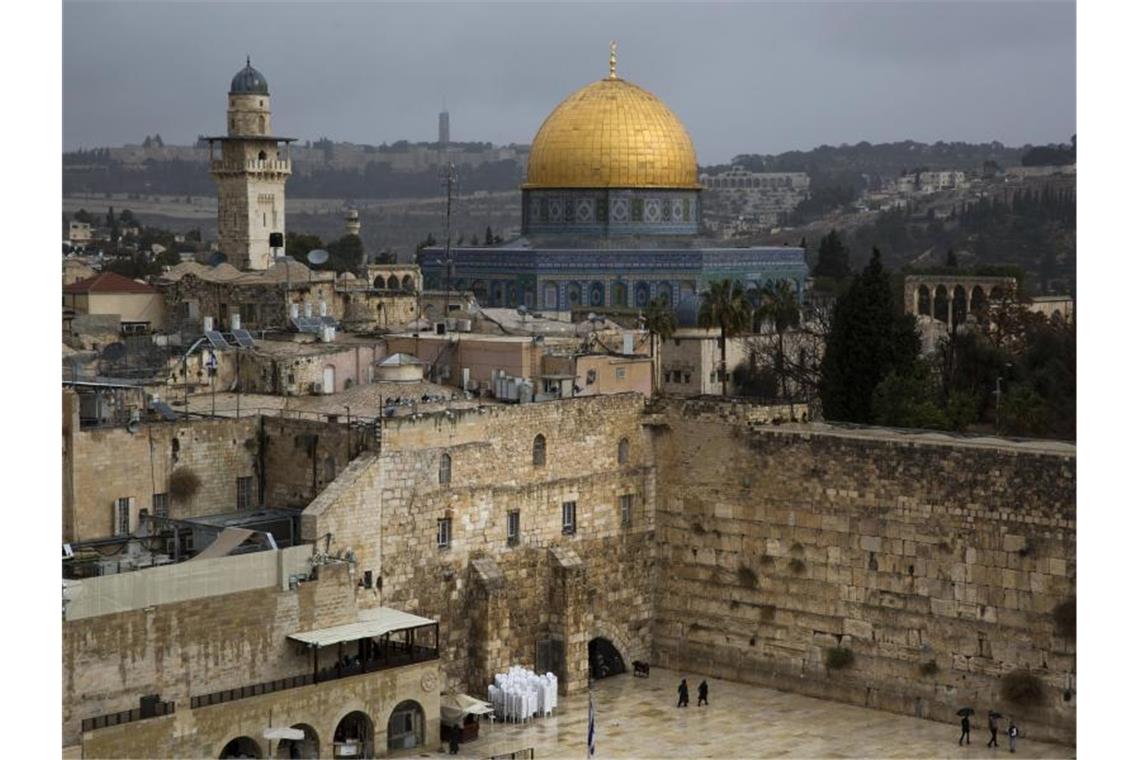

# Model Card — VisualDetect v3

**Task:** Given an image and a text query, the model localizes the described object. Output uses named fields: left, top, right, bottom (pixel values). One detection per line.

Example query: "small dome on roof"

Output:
left=230, top=57, right=269, bottom=95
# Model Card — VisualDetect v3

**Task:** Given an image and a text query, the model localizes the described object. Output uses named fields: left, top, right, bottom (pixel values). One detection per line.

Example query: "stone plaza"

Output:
left=446, top=667, right=1075, bottom=759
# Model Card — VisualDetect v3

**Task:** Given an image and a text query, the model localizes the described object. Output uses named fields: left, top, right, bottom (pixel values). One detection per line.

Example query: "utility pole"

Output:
left=442, top=161, right=457, bottom=319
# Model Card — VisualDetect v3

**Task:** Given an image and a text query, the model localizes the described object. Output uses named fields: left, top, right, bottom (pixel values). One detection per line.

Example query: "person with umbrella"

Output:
left=987, top=711, right=1003, bottom=748
left=957, top=707, right=974, bottom=745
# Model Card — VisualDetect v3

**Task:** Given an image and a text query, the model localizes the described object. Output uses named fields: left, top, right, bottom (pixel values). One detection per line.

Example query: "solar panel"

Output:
left=232, top=329, right=255, bottom=348
left=319, top=316, right=338, bottom=327
left=205, top=330, right=228, bottom=350
left=149, top=400, right=179, bottom=421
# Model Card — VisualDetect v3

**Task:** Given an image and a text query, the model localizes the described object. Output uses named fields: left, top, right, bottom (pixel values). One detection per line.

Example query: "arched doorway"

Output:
left=970, top=286, right=987, bottom=316
left=588, top=637, right=626, bottom=680
left=589, top=281, right=605, bottom=307
left=387, top=700, right=425, bottom=751
left=386, top=275, right=399, bottom=290
left=933, top=285, right=949, bottom=323
left=566, top=282, right=582, bottom=307
left=220, top=736, right=262, bottom=758
left=333, top=711, right=374, bottom=759
left=917, top=284, right=931, bottom=316
left=275, top=724, right=319, bottom=759
left=951, top=285, right=968, bottom=325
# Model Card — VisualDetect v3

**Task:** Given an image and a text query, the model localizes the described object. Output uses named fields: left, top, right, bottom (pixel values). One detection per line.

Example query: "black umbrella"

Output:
left=988, top=711, right=1004, bottom=719
left=957, top=707, right=975, bottom=717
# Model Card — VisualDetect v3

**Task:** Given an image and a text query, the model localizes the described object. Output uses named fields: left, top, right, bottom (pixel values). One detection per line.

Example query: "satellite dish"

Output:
left=307, top=249, right=330, bottom=266
left=126, top=419, right=140, bottom=434
left=101, top=342, right=127, bottom=361
left=516, top=305, right=528, bottom=317
left=208, top=251, right=227, bottom=267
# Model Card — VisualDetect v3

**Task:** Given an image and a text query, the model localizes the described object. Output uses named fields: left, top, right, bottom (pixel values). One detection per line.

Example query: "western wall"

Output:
left=298, top=393, right=1075, bottom=743
left=651, top=400, right=1076, bottom=744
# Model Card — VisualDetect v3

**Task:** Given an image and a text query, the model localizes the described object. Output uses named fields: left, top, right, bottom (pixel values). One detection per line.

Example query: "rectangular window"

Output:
left=507, top=510, right=520, bottom=546
left=437, top=518, right=452, bottom=550
left=152, top=492, right=169, bottom=519
left=240, top=302, right=257, bottom=326
left=620, top=494, right=633, bottom=527
left=562, top=501, right=577, bottom=535
left=236, top=476, right=254, bottom=510
left=615, top=367, right=626, bottom=380
left=114, top=497, right=131, bottom=537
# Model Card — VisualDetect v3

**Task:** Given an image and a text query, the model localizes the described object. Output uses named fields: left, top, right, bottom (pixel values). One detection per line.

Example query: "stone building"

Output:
left=421, top=49, right=808, bottom=312
left=903, top=274, right=1018, bottom=324
left=698, top=166, right=811, bottom=228
left=205, top=59, right=294, bottom=271
left=63, top=271, right=166, bottom=333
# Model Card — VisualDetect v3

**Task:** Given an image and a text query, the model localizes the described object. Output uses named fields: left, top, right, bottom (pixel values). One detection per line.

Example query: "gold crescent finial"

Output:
left=609, top=41, right=617, bottom=79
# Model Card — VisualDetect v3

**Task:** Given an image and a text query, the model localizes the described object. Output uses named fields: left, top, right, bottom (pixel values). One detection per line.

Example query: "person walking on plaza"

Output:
left=959, top=713, right=971, bottom=745
left=987, top=713, right=1000, bottom=748
left=448, top=728, right=459, bottom=755
left=697, top=680, right=709, bottom=707
left=1007, top=719, right=1019, bottom=753
left=677, top=678, right=689, bottom=707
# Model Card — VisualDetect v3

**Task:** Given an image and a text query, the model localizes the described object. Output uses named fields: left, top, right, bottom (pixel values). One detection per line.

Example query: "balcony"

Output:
left=210, top=158, right=292, bottom=175
left=81, top=698, right=175, bottom=733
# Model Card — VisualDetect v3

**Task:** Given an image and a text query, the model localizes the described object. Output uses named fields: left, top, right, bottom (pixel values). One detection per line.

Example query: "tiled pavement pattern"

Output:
left=415, top=667, right=1074, bottom=759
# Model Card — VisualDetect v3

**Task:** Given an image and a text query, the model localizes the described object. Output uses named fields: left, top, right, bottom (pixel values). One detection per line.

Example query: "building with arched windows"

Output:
left=420, top=50, right=807, bottom=317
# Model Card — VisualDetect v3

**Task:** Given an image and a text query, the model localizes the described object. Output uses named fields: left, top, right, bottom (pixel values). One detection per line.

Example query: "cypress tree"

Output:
left=813, top=229, right=850, bottom=280
left=819, top=248, right=920, bottom=423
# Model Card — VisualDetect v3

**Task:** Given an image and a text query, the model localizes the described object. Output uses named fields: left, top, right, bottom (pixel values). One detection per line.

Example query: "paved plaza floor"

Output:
left=431, top=667, right=1074, bottom=759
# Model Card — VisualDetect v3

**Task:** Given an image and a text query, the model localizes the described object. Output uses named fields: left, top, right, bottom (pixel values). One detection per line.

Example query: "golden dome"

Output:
left=524, top=77, right=700, bottom=190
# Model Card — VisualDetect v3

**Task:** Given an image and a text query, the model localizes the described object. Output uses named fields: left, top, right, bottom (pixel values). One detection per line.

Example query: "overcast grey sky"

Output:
left=62, top=1, right=1075, bottom=164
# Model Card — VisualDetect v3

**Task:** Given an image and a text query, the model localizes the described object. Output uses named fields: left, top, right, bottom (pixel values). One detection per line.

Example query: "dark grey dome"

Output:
left=230, top=57, right=269, bottom=95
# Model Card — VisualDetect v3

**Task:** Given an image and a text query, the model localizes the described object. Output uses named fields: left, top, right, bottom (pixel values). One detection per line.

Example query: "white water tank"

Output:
left=319, top=300, right=328, bottom=317
left=202, top=316, right=214, bottom=332
left=319, top=325, right=336, bottom=343
left=623, top=334, right=634, bottom=355
left=290, top=303, right=300, bottom=319
left=304, top=302, right=313, bottom=318
left=231, top=314, right=241, bottom=331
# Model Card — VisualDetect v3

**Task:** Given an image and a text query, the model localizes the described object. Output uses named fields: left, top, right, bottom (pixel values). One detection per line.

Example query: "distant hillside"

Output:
left=701, top=139, right=1072, bottom=196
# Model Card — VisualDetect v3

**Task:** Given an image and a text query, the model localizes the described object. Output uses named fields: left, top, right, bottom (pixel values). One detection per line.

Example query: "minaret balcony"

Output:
left=210, top=158, right=292, bottom=175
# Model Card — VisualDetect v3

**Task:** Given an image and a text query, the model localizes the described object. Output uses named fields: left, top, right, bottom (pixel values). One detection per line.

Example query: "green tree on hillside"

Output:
left=751, top=280, right=801, bottom=407
left=698, top=280, right=752, bottom=396
left=819, top=248, right=920, bottom=423
left=813, top=229, right=850, bottom=280
left=326, top=234, right=364, bottom=274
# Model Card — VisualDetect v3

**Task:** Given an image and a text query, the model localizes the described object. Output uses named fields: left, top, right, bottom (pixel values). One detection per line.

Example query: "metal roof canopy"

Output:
left=288, top=607, right=437, bottom=648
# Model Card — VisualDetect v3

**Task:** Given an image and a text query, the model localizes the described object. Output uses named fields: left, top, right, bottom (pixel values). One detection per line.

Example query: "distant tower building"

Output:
left=344, top=207, right=361, bottom=237
left=206, top=58, right=295, bottom=270
left=438, top=109, right=450, bottom=150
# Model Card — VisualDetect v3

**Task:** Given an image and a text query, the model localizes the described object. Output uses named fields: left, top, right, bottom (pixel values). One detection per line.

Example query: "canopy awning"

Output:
left=441, top=693, right=495, bottom=726
left=287, top=607, right=436, bottom=648
left=189, top=527, right=254, bottom=560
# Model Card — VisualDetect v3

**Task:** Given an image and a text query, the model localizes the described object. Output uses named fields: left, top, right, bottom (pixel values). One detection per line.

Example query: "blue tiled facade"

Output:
left=420, top=245, right=809, bottom=313
left=420, top=183, right=808, bottom=316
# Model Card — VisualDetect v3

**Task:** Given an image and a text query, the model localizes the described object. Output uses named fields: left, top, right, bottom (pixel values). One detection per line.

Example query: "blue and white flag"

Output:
left=587, top=692, right=597, bottom=757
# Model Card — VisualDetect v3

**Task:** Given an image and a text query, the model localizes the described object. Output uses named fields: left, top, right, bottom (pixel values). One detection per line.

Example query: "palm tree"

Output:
left=643, top=295, right=678, bottom=395
left=698, top=280, right=752, bottom=396
left=752, top=280, right=802, bottom=411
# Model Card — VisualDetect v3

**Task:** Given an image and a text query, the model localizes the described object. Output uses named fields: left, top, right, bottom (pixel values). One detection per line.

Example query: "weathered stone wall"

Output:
left=301, top=395, right=658, bottom=696
left=651, top=405, right=1077, bottom=744
left=62, top=560, right=362, bottom=746
left=238, top=342, right=384, bottom=396
left=260, top=415, right=376, bottom=508
left=63, top=390, right=260, bottom=542
left=79, top=657, right=440, bottom=759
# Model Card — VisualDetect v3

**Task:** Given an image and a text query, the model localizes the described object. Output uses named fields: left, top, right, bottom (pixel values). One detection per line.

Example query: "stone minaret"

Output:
left=207, top=58, right=294, bottom=270
left=344, top=207, right=361, bottom=237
